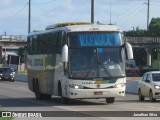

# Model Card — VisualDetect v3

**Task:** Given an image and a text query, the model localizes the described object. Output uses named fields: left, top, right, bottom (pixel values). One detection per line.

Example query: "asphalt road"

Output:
left=0, top=81, right=160, bottom=120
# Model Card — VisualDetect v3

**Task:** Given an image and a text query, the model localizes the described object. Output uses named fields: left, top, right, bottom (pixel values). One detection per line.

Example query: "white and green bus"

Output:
left=27, top=22, right=133, bottom=103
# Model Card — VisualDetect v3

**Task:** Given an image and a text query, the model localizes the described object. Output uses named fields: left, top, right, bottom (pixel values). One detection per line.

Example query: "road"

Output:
left=0, top=81, right=160, bottom=120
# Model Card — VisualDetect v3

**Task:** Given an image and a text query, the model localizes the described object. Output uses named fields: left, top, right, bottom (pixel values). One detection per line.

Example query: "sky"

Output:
left=0, top=0, right=160, bottom=35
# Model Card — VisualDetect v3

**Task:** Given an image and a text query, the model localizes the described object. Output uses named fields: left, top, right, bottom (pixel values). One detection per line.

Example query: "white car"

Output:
left=138, top=71, right=160, bottom=102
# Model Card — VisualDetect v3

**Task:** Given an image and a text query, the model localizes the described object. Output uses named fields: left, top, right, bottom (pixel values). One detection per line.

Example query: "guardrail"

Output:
left=125, top=37, right=160, bottom=43
left=0, top=35, right=27, bottom=41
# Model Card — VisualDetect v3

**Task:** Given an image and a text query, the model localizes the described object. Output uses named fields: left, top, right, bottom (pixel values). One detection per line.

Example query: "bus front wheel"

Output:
left=58, top=82, right=69, bottom=104
left=106, top=97, right=115, bottom=103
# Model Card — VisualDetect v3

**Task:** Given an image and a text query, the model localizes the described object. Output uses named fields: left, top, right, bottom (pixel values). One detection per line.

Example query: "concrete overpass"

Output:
left=0, top=40, right=27, bottom=57
left=125, top=37, right=160, bottom=67
left=0, top=35, right=27, bottom=63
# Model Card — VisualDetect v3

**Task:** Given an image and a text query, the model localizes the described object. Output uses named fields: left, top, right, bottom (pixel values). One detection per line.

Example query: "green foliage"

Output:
left=148, top=17, right=160, bottom=37
left=123, top=27, right=147, bottom=37
left=17, top=46, right=27, bottom=63
left=133, top=48, right=147, bottom=66
left=123, top=17, right=160, bottom=37
left=18, top=70, right=27, bottom=74
left=0, top=106, right=13, bottom=120
left=0, top=58, right=5, bottom=64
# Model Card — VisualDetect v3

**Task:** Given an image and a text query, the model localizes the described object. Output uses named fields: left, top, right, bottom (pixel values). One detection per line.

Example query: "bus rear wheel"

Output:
left=34, top=79, right=44, bottom=100
left=106, top=97, right=115, bottom=103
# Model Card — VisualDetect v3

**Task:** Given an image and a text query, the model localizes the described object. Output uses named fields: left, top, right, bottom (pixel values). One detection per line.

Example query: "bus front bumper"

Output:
left=66, top=87, right=125, bottom=99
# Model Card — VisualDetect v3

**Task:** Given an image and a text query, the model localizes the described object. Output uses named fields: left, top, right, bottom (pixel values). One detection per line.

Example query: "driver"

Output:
left=103, top=56, right=112, bottom=64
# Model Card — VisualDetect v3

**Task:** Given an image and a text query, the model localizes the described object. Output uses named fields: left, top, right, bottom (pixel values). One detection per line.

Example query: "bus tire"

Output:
left=106, top=97, right=115, bottom=103
left=58, top=82, right=69, bottom=104
left=34, top=79, right=43, bottom=100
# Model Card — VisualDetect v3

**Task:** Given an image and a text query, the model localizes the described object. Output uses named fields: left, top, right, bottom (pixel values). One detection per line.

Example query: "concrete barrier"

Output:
left=14, top=74, right=28, bottom=82
left=126, top=80, right=139, bottom=94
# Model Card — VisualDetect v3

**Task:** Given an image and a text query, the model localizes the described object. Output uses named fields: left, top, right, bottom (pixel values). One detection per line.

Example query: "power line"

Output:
left=0, top=4, right=28, bottom=20
left=0, top=0, right=57, bottom=20
left=117, top=3, right=146, bottom=25
left=114, top=0, right=160, bottom=2
left=121, top=5, right=146, bottom=24
left=113, top=1, right=144, bottom=23
left=32, top=0, right=56, bottom=5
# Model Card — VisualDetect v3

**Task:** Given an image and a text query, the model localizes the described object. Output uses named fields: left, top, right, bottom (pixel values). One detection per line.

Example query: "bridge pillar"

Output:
left=145, top=48, right=152, bottom=67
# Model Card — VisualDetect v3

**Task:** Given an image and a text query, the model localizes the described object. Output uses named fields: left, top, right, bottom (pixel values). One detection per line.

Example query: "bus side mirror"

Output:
left=62, top=44, right=68, bottom=75
left=62, top=44, right=68, bottom=62
left=124, top=42, right=133, bottom=60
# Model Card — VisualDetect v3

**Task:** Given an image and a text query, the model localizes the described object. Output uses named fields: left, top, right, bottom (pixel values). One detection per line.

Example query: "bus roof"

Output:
left=65, top=24, right=121, bottom=32
left=28, top=24, right=122, bottom=36
left=45, top=22, right=91, bottom=30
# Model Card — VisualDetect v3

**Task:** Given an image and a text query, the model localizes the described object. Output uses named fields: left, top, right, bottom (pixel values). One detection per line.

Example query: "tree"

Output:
left=148, top=17, right=160, bottom=37
left=17, top=46, right=27, bottom=63
left=123, top=27, right=147, bottom=37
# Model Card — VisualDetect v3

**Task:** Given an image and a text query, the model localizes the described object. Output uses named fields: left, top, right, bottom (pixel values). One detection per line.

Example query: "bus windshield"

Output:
left=69, top=47, right=125, bottom=79
left=69, top=32, right=122, bottom=47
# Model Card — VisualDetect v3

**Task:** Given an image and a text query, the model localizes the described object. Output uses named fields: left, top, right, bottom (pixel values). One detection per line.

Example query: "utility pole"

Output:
left=28, top=0, right=31, bottom=34
left=109, top=3, right=112, bottom=25
left=91, top=0, right=94, bottom=23
left=147, top=0, right=150, bottom=31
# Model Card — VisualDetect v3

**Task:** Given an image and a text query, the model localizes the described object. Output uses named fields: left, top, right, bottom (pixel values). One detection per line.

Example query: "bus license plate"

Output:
left=94, top=92, right=103, bottom=95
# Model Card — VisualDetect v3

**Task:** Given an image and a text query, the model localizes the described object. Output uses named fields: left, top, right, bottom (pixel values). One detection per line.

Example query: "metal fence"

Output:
left=125, top=37, right=160, bottom=43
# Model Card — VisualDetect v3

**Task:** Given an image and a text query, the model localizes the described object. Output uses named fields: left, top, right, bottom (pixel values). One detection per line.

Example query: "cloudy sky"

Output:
left=0, top=0, right=160, bottom=35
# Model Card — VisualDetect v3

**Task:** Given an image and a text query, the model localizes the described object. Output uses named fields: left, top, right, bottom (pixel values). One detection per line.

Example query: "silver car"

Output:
left=138, top=71, right=160, bottom=102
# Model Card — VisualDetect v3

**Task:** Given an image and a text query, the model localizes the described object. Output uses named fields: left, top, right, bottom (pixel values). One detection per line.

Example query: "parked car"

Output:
left=138, top=71, right=160, bottom=102
left=0, top=67, right=15, bottom=82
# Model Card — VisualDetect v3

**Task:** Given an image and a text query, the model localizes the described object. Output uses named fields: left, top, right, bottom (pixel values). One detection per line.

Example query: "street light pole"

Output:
left=91, top=0, right=94, bottom=23
left=28, top=0, right=31, bottom=34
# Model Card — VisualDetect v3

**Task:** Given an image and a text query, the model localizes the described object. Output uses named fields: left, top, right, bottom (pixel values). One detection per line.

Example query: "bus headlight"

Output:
left=69, top=84, right=83, bottom=89
left=114, top=83, right=125, bottom=88
left=154, top=85, right=160, bottom=89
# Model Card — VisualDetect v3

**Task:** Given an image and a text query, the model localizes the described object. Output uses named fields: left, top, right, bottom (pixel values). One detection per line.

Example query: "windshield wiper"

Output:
left=98, top=61, right=113, bottom=77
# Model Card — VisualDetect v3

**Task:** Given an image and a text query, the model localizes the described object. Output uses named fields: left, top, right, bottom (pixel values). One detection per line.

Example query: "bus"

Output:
left=27, top=22, right=133, bottom=104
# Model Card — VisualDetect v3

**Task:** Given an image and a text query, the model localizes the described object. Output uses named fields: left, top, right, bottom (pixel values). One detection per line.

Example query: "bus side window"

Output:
left=56, top=31, right=62, bottom=54
left=62, top=32, right=67, bottom=48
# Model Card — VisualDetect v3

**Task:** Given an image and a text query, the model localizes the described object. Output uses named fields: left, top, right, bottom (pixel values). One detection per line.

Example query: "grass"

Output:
left=0, top=106, right=13, bottom=120
left=18, top=70, right=27, bottom=74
